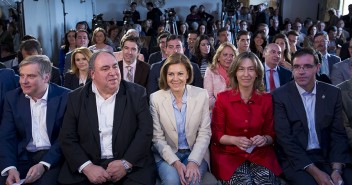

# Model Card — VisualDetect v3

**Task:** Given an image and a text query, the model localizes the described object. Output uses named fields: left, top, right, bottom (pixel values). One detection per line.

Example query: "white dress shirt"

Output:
left=78, top=82, right=119, bottom=173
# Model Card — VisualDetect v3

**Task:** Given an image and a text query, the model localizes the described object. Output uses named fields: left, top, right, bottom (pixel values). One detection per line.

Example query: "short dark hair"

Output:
left=75, top=29, right=89, bottom=39
left=326, top=26, right=337, bottom=33
left=292, top=47, right=319, bottom=65
left=130, top=2, right=137, bottom=6
left=157, top=32, right=170, bottom=44
left=120, top=35, right=142, bottom=52
left=146, top=2, right=153, bottom=7
left=166, top=34, right=184, bottom=47
left=190, top=5, right=197, bottom=12
left=236, top=30, right=250, bottom=41
left=20, top=39, right=41, bottom=54
left=313, top=32, right=328, bottom=41
left=287, top=30, right=299, bottom=37
left=217, top=28, right=228, bottom=36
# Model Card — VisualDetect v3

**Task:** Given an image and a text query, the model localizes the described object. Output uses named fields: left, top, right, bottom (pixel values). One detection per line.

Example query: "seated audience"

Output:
left=106, top=25, right=121, bottom=51
left=272, top=33, right=292, bottom=69
left=193, top=34, right=215, bottom=77
left=0, top=55, right=69, bottom=185
left=204, top=42, right=236, bottom=111
left=273, top=48, right=352, bottom=185
left=59, top=29, right=76, bottom=74
left=211, top=51, right=282, bottom=184
left=249, top=30, right=267, bottom=61
left=88, top=27, right=114, bottom=53
left=330, top=40, right=352, bottom=85
left=0, top=68, right=19, bottom=119
left=287, top=30, right=302, bottom=55
left=236, top=30, right=251, bottom=54
left=114, top=29, right=146, bottom=62
left=303, top=25, right=317, bottom=49
left=64, top=47, right=92, bottom=90
left=327, top=26, right=344, bottom=56
left=150, top=53, right=211, bottom=185
left=148, top=32, right=170, bottom=65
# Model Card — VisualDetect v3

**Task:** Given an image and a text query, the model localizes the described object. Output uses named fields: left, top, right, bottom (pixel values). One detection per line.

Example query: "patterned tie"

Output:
left=126, top=66, right=133, bottom=82
left=269, top=69, right=276, bottom=92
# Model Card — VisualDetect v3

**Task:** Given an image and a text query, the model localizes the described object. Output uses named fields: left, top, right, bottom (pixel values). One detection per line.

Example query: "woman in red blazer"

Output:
left=210, top=52, right=282, bottom=184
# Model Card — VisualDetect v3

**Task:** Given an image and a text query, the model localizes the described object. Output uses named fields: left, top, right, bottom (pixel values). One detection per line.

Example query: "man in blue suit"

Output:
left=0, top=68, right=19, bottom=119
left=263, top=43, right=292, bottom=92
left=0, top=55, right=70, bottom=185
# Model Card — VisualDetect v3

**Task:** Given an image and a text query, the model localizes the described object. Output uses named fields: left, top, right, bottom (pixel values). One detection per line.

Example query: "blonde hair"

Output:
left=70, top=47, right=93, bottom=75
left=210, top=42, right=237, bottom=72
left=92, top=27, right=107, bottom=44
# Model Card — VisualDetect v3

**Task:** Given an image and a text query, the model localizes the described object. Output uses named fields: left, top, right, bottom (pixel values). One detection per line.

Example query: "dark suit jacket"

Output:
left=272, top=81, right=351, bottom=171
left=147, top=59, right=203, bottom=96
left=0, top=69, right=19, bottom=119
left=337, top=79, right=352, bottom=148
left=118, top=60, right=150, bottom=88
left=148, top=51, right=162, bottom=65
left=0, top=83, right=69, bottom=171
left=59, top=81, right=155, bottom=184
left=326, top=54, right=341, bottom=76
left=51, top=66, right=62, bottom=86
left=263, top=66, right=292, bottom=90
left=63, top=72, right=91, bottom=90
left=64, top=51, right=73, bottom=74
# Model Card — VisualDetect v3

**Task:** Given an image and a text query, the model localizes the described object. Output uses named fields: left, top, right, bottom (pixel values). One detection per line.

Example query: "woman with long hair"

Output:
left=249, top=30, right=267, bottom=62
left=59, top=29, right=76, bottom=74
left=193, top=35, right=215, bottom=76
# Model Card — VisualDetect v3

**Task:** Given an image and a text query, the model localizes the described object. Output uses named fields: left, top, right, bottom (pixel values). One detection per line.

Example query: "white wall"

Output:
left=281, top=0, right=319, bottom=21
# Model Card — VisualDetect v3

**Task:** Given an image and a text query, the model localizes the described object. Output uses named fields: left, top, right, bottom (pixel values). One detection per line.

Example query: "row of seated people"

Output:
left=1, top=31, right=352, bottom=184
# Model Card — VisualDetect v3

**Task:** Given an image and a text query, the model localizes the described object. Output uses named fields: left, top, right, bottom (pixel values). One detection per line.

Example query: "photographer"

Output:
left=123, top=2, right=140, bottom=24
left=186, top=5, right=201, bottom=30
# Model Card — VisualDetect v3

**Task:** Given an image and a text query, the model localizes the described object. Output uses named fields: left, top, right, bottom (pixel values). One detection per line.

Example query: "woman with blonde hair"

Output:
left=64, top=47, right=92, bottom=90
left=204, top=42, right=237, bottom=111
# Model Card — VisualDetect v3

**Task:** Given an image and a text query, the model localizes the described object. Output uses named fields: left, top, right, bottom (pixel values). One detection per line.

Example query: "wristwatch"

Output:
left=121, top=159, right=132, bottom=173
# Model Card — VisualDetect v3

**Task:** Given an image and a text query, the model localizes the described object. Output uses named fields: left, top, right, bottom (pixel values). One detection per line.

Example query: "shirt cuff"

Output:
left=1, top=166, right=16, bottom=176
left=78, top=161, right=92, bottom=173
left=39, top=161, right=51, bottom=170
left=303, top=163, right=313, bottom=170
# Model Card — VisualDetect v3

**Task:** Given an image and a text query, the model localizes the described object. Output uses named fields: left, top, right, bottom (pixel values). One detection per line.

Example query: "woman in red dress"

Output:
left=210, top=52, right=282, bottom=184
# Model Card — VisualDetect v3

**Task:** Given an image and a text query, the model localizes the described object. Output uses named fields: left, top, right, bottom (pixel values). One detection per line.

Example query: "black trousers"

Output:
left=0, top=150, right=61, bottom=185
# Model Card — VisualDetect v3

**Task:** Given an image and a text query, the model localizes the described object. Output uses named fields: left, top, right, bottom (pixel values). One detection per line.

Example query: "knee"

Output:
left=159, top=172, right=180, bottom=185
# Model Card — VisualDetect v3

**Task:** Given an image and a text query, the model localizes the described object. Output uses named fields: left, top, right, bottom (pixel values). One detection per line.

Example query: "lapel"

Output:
left=134, top=60, right=142, bottom=84
left=277, top=67, right=285, bottom=86
left=19, top=92, right=32, bottom=143
left=314, top=82, right=326, bottom=142
left=161, top=89, right=177, bottom=131
left=84, top=84, right=101, bottom=150
left=118, top=61, right=124, bottom=78
left=112, top=82, right=127, bottom=146
left=287, top=82, right=309, bottom=133
left=185, top=85, right=196, bottom=130
left=46, top=85, right=58, bottom=138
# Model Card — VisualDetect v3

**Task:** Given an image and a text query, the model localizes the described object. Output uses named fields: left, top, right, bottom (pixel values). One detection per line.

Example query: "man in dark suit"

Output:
left=0, top=68, right=19, bottom=119
left=59, top=51, right=155, bottom=185
left=313, top=32, right=341, bottom=79
left=341, top=4, right=352, bottom=35
left=21, top=39, right=62, bottom=86
left=272, top=48, right=352, bottom=185
left=118, top=35, right=149, bottom=88
left=148, top=32, right=169, bottom=65
left=0, top=55, right=69, bottom=185
left=147, top=34, right=203, bottom=96
left=263, top=43, right=292, bottom=92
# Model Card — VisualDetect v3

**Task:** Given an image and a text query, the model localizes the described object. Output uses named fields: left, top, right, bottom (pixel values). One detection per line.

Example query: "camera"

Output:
left=164, top=8, right=176, bottom=22
left=222, top=0, right=241, bottom=16
left=123, top=10, right=133, bottom=17
left=92, top=13, right=104, bottom=29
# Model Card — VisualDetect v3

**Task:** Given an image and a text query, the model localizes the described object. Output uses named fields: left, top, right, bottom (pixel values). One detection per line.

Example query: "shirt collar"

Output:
left=25, top=84, right=49, bottom=102
left=264, top=62, right=278, bottom=71
left=91, top=82, right=119, bottom=100
left=295, top=81, right=317, bottom=95
left=170, top=87, right=188, bottom=104
left=123, top=59, right=137, bottom=69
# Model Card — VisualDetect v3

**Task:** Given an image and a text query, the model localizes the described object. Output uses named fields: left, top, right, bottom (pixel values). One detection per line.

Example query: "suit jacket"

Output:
left=64, top=51, right=73, bottom=74
left=263, top=65, right=292, bottom=90
left=59, top=80, right=155, bottom=184
left=150, top=85, right=211, bottom=166
left=51, top=66, right=62, bottom=86
left=326, top=53, right=341, bottom=77
left=330, top=58, right=352, bottom=85
left=203, top=67, right=227, bottom=110
left=0, top=69, right=19, bottom=119
left=147, top=59, right=203, bottom=96
left=0, top=83, right=69, bottom=171
left=118, top=60, right=150, bottom=88
left=148, top=51, right=162, bottom=65
left=337, top=79, right=352, bottom=148
left=272, top=81, right=351, bottom=171
left=63, top=72, right=91, bottom=90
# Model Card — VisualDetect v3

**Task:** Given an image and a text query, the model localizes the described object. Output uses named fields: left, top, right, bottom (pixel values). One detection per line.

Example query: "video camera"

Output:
left=222, top=0, right=241, bottom=16
left=123, top=10, right=133, bottom=17
left=164, top=8, right=176, bottom=22
left=92, top=13, right=104, bottom=30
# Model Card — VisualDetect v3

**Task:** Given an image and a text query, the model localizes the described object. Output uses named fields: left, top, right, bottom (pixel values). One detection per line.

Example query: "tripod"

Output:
left=165, top=18, right=178, bottom=35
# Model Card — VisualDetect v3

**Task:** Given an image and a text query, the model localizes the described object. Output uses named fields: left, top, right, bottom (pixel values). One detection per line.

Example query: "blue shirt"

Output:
left=171, top=89, right=190, bottom=150
left=296, top=82, right=320, bottom=150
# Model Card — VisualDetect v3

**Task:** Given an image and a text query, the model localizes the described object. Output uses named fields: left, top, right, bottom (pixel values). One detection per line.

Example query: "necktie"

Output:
left=126, top=66, right=133, bottom=82
left=269, top=69, right=275, bottom=92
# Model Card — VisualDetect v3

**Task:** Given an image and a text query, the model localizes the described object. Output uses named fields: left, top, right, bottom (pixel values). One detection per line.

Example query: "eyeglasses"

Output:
left=292, top=64, right=316, bottom=71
